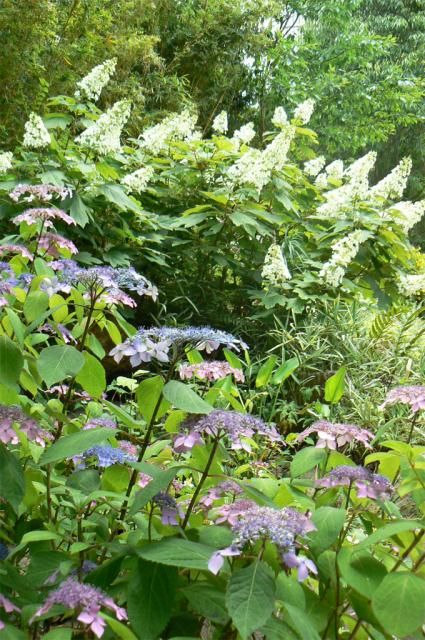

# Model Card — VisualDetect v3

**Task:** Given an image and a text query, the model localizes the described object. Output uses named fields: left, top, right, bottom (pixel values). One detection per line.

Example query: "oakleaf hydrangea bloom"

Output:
left=297, top=420, right=373, bottom=449
left=317, top=465, right=392, bottom=500
left=398, top=273, right=425, bottom=297
left=212, top=110, right=228, bottom=134
left=23, top=113, right=51, bottom=148
left=0, top=594, right=20, bottom=630
left=0, top=152, right=13, bottom=174
left=293, top=98, right=315, bottom=124
left=38, top=233, right=78, bottom=257
left=370, top=157, right=412, bottom=200
left=121, top=165, right=155, bottom=193
left=81, top=445, right=136, bottom=468
left=232, top=122, right=255, bottom=146
left=262, top=244, right=291, bottom=289
left=9, top=183, right=72, bottom=203
left=304, top=156, right=326, bottom=177
left=31, top=578, right=127, bottom=638
left=319, top=229, right=371, bottom=287
left=272, top=106, right=288, bottom=128
left=174, top=409, right=281, bottom=453
left=12, top=207, right=75, bottom=228
left=75, top=100, right=131, bottom=155
left=380, top=386, right=425, bottom=413
left=209, top=503, right=315, bottom=578
left=200, top=480, right=243, bottom=508
left=387, top=200, right=425, bottom=233
left=0, top=244, right=32, bottom=259
left=153, top=493, right=184, bottom=525
left=75, top=58, right=117, bottom=101
left=139, top=110, right=198, bottom=155
left=0, top=406, right=52, bottom=446
left=325, top=159, right=344, bottom=180
left=179, top=361, right=245, bottom=382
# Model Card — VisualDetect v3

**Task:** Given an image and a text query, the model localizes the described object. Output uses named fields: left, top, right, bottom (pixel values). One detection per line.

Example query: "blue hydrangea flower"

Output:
left=82, top=445, right=136, bottom=468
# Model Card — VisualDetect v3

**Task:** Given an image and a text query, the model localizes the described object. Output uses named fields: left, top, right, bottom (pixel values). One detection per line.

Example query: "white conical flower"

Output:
left=212, top=110, right=228, bottom=134
left=293, top=99, right=315, bottom=124
left=370, top=157, right=412, bottom=201
left=272, top=106, right=288, bottom=128
left=262, top=244, right=291, bottom=289
left=398, top=273, right=425, bottom=296
left=232, top=122, right=255, bottom=146
left=75, top=100, right=131, bottom=155
left=121, top=166, right=155, bottom=193
left=304, top=156, right=326, bottom=177
left=75, top=58, right=117, bottom=101
left=23, top=113, right=51, bottom=149
left=139, top=110, right=198, bottom=155
left=319, top=230, right=371, bottom=286
left=325, top=160, right=344, bottom=180
left=0, top=152, right=13, bottom=174
left=387, top=200, right=425, bottom=233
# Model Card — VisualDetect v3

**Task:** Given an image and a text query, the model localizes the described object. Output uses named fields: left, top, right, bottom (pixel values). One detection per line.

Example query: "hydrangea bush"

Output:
left=0, top=62, right=423, bottom=639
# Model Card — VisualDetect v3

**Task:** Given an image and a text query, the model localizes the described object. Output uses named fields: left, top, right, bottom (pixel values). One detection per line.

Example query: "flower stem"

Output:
left=181, top=435, right=221, bottom=529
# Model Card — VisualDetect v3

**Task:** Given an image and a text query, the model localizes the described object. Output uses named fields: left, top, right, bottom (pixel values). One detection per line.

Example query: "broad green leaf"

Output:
left=309, top=507, right=346, bottom=555
left=23, top=291, right=49, bottom=323
left=271, top=357, right=299, bottom=385
left=136, top=376, right=170, bottom=423
left=20, top=531, right=61, bottom=545
left=163, top=380, right=213, bottom=414
left=226, top=561, right=276, bottom=639
left=137, top=539, right=216, bottom=570
left=101, top=613, right=138, bottom=640
left=0, top=443, right=25, bottom=511
left=0, top=335, right=23, bottom=386
left=255, top=355, right=277, bottom=388
left=275, top=573, right=306, bottom=610
left=372, top=573, right=425, bottom=637
left=0, top=626, right=27, bottom=639
left=70, top=192, right=91, bottom=226
left=128, top=560, right=178, bottom=639
left=356, top=520, right=424, bottom=549
left=40, top=427, right=116, bottom=465
left=260, top=617, right=300, bottom=640
left=37, top=345, right=85, bottom=387
left=290, top=447, right=326, bottom=478
left=129, top=466, right=178, bottom=515
left=0, top=384, right=20, bottom=405
left=5, top=309, right=25, bottom=346
left=39, top=629, right=72, bottom=640
left=183, top=583, right=229, bottom=625
left=103, top=400, right=141, bottom=430
left=75, top=351, right=106, bottom=398
left=338, top=549, right=387, bottom=598
left=283, top=603, right=321, bottom=640
left=99, top=184, right=143, bottom=214
left=324, top=366, right=346, bottom=403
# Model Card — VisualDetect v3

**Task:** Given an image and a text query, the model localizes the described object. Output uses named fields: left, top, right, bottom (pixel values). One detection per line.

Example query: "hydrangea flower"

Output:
left=0, top=244, right=33, bottom=259
left=179, top=361, right=244, bottom=382
left=31, top=578, right=127, bottom=638
left=232, top=122, right=256, bottom=146
left=208, top=503, right=315, bottom=577
left=200, top=480, right=243, bottom=509
left=173, top=410, right=281, bottom=453
left=12, top=207, right=75, bottom=228
left=380, top=386, right=425, bottom=413
left=9, top=184, right=72, bottom=203
left=387, top=200, right=425, bottom=233
left=75, top=100, right=131, bottom=155
left=121, top=166, right=155, bottom=193
left=139, top=110, right=198, bottom=155
left=40, top=322, right=77, bottom=344
left=0, top=406, right=52, bottom=446
left=80, top=445, right=136, bottom=468
left=304, top=156, right=326, bottom=177
left=0, top=152, right=13, bottom=174
left=83, top=417, right=116, bottom=430
left=282, top=551, right=318, bottom=582
left=153, top=493, right=184, bottom=525
left=370, top=157, right=412, bottom=201
left=262, top=244, right=291, bottom=289
left=319, top=229, right=371, bottom=287
left=272, top=106, right=288, bottom=128
left=38, top=233, right=78, bottom=257
left=317, top=465, right=393, bottom=500
left=75, top=58, right=117, bottom=101
left=212, top=110, right=228, bottom=134
left=293, top=99, right=315, bottom=124
left=23, top=113, right=51, bottom=148
left=297, top=420, right=373, bottom=450
left=0, top=594, right=20, bottom=630
left=398, top=273, right=425, bottom=297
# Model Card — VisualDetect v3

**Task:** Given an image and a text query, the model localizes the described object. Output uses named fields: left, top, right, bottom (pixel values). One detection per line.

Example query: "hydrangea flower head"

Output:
left=121, top=166, right=155, bottom=193
left=370, top=157, right=412, bottom=201
left=293, top=99, right=315, bottom=124
left=262, top=244, right=291, bottom=289
left=0, top=152, right=13, bottom=174
left=9, top=184, right=72, bottom=203
left=179, top=361, right=244, bottom=383
left=297, top=420, right=373, bottom=450
left=272, top=106, right=288, bottom=128
left=304, top=156, right=326, bottom=177
left=317, top=465, right=392, bottom=500
left=0, top=406, right=51, bottom=446
left=23, top=113, right=51, bottom=148
left=75, top=100, right=131, bottom=155
left=232, top=122, right=255, bottom=146
left=12, top=208, right=75, bottom=228
left=212, top=110, right=228, bottom=134
left=0, top=593, right=20, bottom=630
left=81, top=445, right=136, bottom=468
left=38, top=233, right=78, bottom=257
left=139, top=110, right=198, bottom=155
left=319, top=229, right=371, bottom=287
left=200, top=479, right=243, bottom=508
left=0, top=244, right=32, bottom=260
left=75, top=58, right=117, bottom=101
left=380, top=386, right=425, bottom=413
left=153, top=493, right=183, bottom=525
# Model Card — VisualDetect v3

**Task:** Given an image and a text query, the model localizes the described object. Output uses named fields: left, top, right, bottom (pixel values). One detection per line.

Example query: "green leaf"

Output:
left=20, top=530, right=61, bottom=545
left=75, top=351, right=106, bottom=399
left=163, top=381, right=213, bottom=414
left=0, top=443, right=25, bottom=511
left=0, top=626, right=27, bottom=639
left=40, top=427, right=116, bottom=465
left=372, top=573, right=425, bottom=637
left=283, top=603, right=321, bottom=640
left=129, top=466, right=178, bottom=515
left=23, top=291, right=49, bottom=323
left=309, top=507, right=346, bottom=555
left=37, top=345, right=85, bottom=387
left=39, top=629, right=72, bottom=640
left=136, top=376, right=170, bottom=423
left=255, top=356, right=277, bottom=388
left=128, top=560, right=178, bottom=640
left=183, top=583, right=229, bottom=625
left=260, top=617, right=300, bottom=640
left=5, top=309, right=25, bottom=346
left=103, top=400, right=141, bottom=430
left=356, top=520, right=424, bottom=549
left=226, top=561, right=276, bottom=639
left=70, top=192, right=91, bottom=227
left=101, top=613, right=138, bottom=640
left=271, top=357, right=299, bottom=385
left=290, top=447, right=326, bottom=478
left=324, top=366, right=346, bottom=403
left=0, top=335, right=23, bottom=386
left=338, top=549, right=387, bottom=598
left=99, top=184, right=143, bottom=214
left=137, top=539, right=216, bottom=571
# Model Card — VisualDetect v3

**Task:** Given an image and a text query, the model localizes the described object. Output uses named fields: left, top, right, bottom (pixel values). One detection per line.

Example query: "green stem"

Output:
left=392, top=530, right=424, bottom=571
left=181, top=435, right=221, bottom=529
left=407, top=412, right=418, bottom=444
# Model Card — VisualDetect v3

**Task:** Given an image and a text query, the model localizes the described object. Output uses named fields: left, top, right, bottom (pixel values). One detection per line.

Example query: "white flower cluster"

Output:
left=0, top=152, right=13, bottom=174
left=23, top=113, right=51, bottom=149
left=317, top=152, right=376, bottom=217
left=387, top=200, right=425, bottom=233
left=293, top=99, right=315, bottom=124
left=320, top=229, right=371, bottom=286
left=272, top=106, right=288, bottom=128
left=304, top=156, right=326, bottom=177
left=315, top=160, right=344, bottom=189
left=232, top=122, right=256, bottom=147
left=75, top=100, right=131, bottom=155
left=398, top=273, right=425, bottom=296
left=121, top=166, right=155, bottom=193
left=262, top=244, right=291, bottom=288
left=370, top=157, right=412, bottom=200
left=75, top=58, right=117, bottom=102
left=212, top=110, right=228, bottom=134
left=139, top=110, right=198, bottom=155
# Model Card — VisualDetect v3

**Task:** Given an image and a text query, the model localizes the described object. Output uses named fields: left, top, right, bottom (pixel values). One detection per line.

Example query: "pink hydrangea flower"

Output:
left=12, top=207, right=75, bottom=227
left=380, top=386, right=425, bottom=413
left=297, top=420, right=373, bottom=449
left=9, top=184, right=72, bottom=203
left=0, top=244, right=32, bottom=259
left=38, top=233, right=78, bottom=256
left=0, top=406, right=52, bottom=447
left=179, top=361, right=245, bottom=383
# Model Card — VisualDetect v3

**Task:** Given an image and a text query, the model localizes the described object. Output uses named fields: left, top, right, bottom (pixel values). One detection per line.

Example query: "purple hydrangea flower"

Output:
left=380, top=386, right=425, bottom=413
left=297, top=420, right=373, bottom=450
left=200, top=480, right=243, bottom=508
left=83, top=417, right=117, bottom=430
left=0, top=593, right=20, bottom=630
left=0, top=406, right=52, bottom=447
left=282, top=551, right=318, bottom=582
left=317, top=465, right=393, bottom=500
left=81, top=445, right=135, bottom=468
left=12, top=208, right=75, bottom=228
left=40, top=323, right=77, bottom=344
left=153, top=492, right=184, bottom=525
left=174, top=410, right=281, bottom=453
left=0, top=244, right=33, bottom=260
left=31, top=578, right=127, bottom=638
left=9, top=184, right=72, bottom=203
left=38, top=233, right=78, bottom=256
left=179, top=361, right=245, bottom=383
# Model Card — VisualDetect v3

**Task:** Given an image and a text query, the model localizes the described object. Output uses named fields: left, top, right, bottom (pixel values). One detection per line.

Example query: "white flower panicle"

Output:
left=139, top=110, right=198, bottom=155
left=212, top=110, right=228, bottom=134
left=304, top=156, right=326, bottom=177
left=320, top=229, right=371, bottom=286
left=272, top=106, right=288, bottom=128
left=75, top=58, right=117, bottom=101
left=75, top=100, right=131, bottom=155
left=262, top=244, right=291, bottom=288
left=293, top=99, right=315, bottom=124
left=0, top=152, right=13, bottom=174
left=121, top=166, right=155, bottom=193
left=315, top=173, right=328, bottom=189
left=325, top=159, right=344, bottom=180
left=370, top=157, right=412, bottom=200
left=387, top=200, right=425, bottom=233
left=23, top=113, right=51, bottom=149
left=232, top=122, right=256, bottom=147
left=398, top=273, right=425, bottom=297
